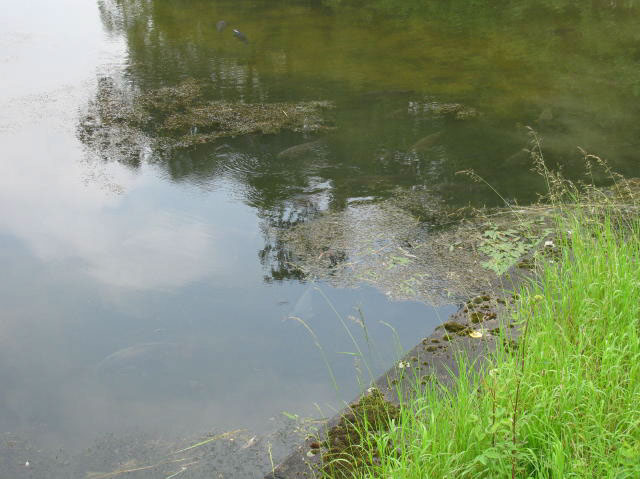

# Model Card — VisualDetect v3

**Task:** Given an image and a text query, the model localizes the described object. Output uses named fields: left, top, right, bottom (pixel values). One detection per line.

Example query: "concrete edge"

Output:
left=265, top=241, right=546, bottom=479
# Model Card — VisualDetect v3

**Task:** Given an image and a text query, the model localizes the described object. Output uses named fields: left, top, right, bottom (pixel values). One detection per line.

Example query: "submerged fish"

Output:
left=216, top=20, right=227, bottom=32
left=289, top=285, right=315, bottom=321
left=94, top=342, right=207, bottom=396
left=94, top=342, right=188, bottom=377
left=504, top=148, right=530, bottom=167
left=277, top=138, right=325, bottom=159
left=409, top=131, right=443, bottom=153
left=536, top=107, right=553, bottom=123
left=233, top=29, right=248, bottom=43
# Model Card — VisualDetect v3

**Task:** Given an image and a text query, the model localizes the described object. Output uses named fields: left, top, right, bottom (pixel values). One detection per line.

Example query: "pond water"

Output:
left=2, top=0, right=640, bottom=477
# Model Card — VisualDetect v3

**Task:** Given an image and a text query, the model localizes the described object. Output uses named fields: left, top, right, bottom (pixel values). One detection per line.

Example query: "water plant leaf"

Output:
left=281, top=411, right=299, bottom=421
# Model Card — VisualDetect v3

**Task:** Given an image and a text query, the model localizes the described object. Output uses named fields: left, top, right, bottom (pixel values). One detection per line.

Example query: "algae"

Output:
left=442, top=321, right=470, bottom=335
left=407, top=100, right=479, bottom=120
left=321, top=389, right=399, bottom=478
left=277, top=188, right=553, bottom=305
left=78, top=77, right=335, bottom=156
left=158, top=100, right=334, bottom=146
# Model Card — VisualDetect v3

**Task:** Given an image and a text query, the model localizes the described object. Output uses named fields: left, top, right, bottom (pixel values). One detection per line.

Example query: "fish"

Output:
left=504, top=148, right=531, bottom=167
left=409, top=131, right=443, bottom=153
left=289, top=285, right=315, bottom=321
left=233, top=29, right=248, bottom=43
left=536, top=107, right=553, bottom=123
left=94, top=342, right=186, bottom=377
left=277, top=138, right=325, bottom=159
left=216, top=20, right=227, bottom=32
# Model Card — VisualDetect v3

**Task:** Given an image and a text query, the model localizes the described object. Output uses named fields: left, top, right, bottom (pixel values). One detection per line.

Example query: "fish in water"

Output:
left=93, top=342, right=205, bottom=395
left=536, top=107, right=553, bottom=123
left=409, top=131, right=443, bottom=153
left=216, top=20, right=227, bottom=32
left=95, top=342, right=183, bottom=376
left=277, top=138, right=325, bottom=159
left=233, top=29, right=248, bottom=43
left=289, top=285, right=315, bottom=321
left=503, top=148, right=530, bottom=167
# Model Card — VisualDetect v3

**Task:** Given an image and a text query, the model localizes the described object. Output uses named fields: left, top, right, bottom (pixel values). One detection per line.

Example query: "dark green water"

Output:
left=97, top=0, right=640, bottom=204
left=2, top=0, right=640, bottom=477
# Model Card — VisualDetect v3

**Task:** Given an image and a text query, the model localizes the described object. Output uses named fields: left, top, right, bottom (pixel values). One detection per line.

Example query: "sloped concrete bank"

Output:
left=264, top=246, right=544, bottom=479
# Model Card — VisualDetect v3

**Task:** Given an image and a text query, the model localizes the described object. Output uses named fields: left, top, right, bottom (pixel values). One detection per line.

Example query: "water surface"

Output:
left=2, top=0, right=640, bottom=477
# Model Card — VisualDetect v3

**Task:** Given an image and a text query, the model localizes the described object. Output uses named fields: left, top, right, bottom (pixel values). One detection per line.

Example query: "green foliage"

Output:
left=325, top=206, right=640, bottom=478
left=478, top=221, right=551, bottom=275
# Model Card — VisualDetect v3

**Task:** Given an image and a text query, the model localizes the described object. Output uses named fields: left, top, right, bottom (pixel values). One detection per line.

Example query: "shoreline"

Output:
left=265, top=240, right=543, bottom=478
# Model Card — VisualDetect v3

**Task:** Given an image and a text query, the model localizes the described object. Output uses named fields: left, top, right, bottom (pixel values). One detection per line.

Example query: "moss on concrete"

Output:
left=321, top=389, right=400, bottom=478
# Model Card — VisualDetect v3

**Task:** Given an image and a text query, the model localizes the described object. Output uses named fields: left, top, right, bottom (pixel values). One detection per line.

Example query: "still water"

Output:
left=2, top=0, right=640, bottom=476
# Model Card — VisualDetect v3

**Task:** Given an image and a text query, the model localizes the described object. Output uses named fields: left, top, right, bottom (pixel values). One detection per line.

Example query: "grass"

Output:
left=322, top=182, right=640, bottom=477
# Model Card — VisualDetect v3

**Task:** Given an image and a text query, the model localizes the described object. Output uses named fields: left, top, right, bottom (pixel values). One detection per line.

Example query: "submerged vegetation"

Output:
left=315, top=167, right=640, bottom=478
left=277, top=186, right=553, bottom=305
left=78, top=77, right=334, bottom=155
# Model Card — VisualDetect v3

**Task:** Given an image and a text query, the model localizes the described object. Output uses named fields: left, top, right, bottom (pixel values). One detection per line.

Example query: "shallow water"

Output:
left=2, top=0, right=640, bottom=476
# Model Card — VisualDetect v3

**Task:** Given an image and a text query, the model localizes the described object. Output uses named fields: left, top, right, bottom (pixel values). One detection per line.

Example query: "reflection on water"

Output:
left=0, top=75, right=451, bottom=479
left=2, top=0, right=640, bottom=476
left=85, top=0, right=640, bottom=217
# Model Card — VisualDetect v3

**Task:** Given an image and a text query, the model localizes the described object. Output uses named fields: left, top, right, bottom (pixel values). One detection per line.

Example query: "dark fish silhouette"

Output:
left=216, top=20, right=227, bottom=32
left=277, top=138, right=325, bottom=159
left=409, top=131, right=443, bottom=152
left=233, top=29, right=248, bottom=43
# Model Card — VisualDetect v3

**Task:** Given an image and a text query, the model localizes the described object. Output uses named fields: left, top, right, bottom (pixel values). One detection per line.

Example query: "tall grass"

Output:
left=327, top=202, right=640, bottom=477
